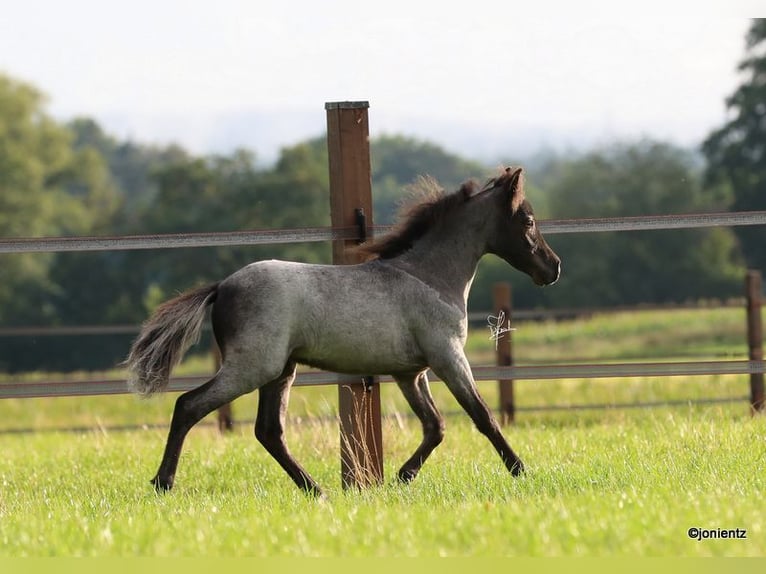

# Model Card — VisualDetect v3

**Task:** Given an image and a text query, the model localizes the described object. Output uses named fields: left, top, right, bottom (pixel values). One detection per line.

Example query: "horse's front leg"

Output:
left=393, top=370, right=445, bottom=482
left=429, top=345, right=524, bottom=476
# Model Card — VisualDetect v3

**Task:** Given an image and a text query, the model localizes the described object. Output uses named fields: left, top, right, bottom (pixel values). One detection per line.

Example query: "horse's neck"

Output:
left=390, top=209, right=489, bottom=308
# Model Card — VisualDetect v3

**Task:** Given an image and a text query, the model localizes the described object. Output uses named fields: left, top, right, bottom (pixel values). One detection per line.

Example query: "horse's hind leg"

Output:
left=152, top=371, right=251, bottom=492
left=393, top=371, right=445, bottom=483
left=254, top=363, right=324, bottom=498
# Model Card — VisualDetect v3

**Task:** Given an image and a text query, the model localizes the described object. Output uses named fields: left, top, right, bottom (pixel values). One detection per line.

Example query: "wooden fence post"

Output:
left=493, top=282, right=515, bottom=424
left=325, top=101, right=383, bottom=488
left=745, top=270, right=764, bottom=414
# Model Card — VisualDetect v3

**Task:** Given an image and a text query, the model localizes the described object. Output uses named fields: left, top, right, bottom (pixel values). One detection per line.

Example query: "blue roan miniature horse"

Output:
left=125, top=167, right=561, bottom=497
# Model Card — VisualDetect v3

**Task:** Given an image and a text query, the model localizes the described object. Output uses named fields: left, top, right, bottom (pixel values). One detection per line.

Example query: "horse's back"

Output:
left=212, top=259, right=462, bottom=375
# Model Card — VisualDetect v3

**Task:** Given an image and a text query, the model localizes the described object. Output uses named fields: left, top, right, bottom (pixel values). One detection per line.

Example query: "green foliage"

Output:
left=519, top=141, right=743, bottom=309
left=703, top=19, right=766, bottom=272
left=0, top=75, right=120, bottom=328
left=371, top=134, right=487, bottom=224
left=68, top=117, right=189, bottom=219
left=139, top=139, right=332, bottom=299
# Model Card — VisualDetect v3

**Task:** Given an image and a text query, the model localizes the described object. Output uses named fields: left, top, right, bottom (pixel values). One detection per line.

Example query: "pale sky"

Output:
left=0, top=1, right=761, bottom=161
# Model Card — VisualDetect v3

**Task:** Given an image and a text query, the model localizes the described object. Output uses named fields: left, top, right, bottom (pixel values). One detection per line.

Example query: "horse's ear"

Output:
left=502, top=167, right=525, bottom=212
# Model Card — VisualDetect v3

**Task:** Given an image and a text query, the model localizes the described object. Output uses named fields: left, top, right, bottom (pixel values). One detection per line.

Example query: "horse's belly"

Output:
left=291, top=326, right=426, bottom=375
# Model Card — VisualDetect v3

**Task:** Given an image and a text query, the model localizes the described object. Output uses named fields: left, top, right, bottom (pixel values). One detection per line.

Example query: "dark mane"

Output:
left=356, top=175, right=483, bottom=260
left=356, top=167, right=524, bottom=260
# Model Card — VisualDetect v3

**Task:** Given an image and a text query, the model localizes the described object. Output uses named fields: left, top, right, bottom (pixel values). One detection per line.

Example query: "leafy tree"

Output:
left=371, top=135, right=488, bottom=224
left=45, top=119, right=192, bottom=329
left=0, top=75, right=119, bottom=326
left=523, top=141, right=744, bottom=309
left=68, top=117, right=188, bottom=223
left=0, top=76, right=123, bottom=371
left=137, top=138, right=332, bottom=303
left=703, top=19, right=766, bottom=272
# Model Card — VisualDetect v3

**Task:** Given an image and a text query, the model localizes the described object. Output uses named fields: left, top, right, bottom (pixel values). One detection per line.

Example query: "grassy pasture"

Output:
left=0, top=306, right=764, bottom=556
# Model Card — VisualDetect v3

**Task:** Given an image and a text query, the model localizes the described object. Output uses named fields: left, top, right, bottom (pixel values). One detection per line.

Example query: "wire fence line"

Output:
left=2, top=211, right=766, bottom=254
left=0, top=298, right=748, bottom=337
left=2, top=360, right=764, bottom=400
left=538, top=211, right=766, bottom=234
left=0, top=395, right=750, bottom=436
left=0, top=226, right=361, bottom=254
left=0, top=395, right=748, bottom=437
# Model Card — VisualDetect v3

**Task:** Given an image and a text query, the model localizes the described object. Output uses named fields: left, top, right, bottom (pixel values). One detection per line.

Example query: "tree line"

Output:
left=1, top=19, right=763, bottom=372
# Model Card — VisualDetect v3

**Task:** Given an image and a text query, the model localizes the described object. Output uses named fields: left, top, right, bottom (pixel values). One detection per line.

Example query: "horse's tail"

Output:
left=125, top=283, right=219, bottom=396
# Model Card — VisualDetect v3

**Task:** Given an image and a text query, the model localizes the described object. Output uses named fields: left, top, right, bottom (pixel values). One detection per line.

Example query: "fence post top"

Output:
left=325, top=101, right=370, bottom=110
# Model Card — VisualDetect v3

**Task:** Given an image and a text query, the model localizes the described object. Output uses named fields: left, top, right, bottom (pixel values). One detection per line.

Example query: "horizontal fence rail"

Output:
left=0, top=226, right=361, bottom=254
left=3, top=360, right=764, bottom=399
left=3, top=211, right=766, bottom=254
left=538, top=210, right=766, bottom=234
left=0, top=325, right=141, bottom=336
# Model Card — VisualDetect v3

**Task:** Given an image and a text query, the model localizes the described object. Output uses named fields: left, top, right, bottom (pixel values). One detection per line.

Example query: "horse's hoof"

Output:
left=151, top=475, right=174, bottom=492
left=304, top=483, right=326, bottom=500
left=397, top=468, right=419, bottom=483
left=510, top=460, right=525, bottom=477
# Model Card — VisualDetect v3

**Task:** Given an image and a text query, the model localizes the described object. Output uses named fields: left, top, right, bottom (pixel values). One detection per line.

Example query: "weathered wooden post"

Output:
left=745, top=270, right=764, bottom=414
left=493, top=282, right=515, bottom=424
left=325, top=101, right=384, bottom=488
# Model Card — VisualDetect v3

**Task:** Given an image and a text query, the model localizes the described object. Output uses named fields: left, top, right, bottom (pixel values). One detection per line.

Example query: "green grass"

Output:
left=0, top=408, right=764, bottom=556
left=466, top=306, right=750, bottom=364
left=0, top=306, right=763, bottom=556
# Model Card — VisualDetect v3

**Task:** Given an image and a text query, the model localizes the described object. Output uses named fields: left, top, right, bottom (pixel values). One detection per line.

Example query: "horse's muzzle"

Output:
left=533, top=259, right=561, bottom=286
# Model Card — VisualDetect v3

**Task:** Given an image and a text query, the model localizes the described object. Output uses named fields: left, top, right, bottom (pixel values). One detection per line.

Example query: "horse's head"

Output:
left=486, top=167, right=561, bottom=286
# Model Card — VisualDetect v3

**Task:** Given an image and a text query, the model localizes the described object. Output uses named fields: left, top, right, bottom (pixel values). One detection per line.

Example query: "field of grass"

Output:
left=466, top=305, right=750, bottom=365
left=0, top=306, right=763, bottom=557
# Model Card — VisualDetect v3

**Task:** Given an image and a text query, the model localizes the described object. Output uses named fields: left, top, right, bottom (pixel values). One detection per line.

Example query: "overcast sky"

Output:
left=0, top=2, right=761, bottom=162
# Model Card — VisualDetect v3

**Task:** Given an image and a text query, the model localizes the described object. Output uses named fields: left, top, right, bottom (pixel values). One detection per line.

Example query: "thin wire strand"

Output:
left=2, top=211, right=766, bottom=253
